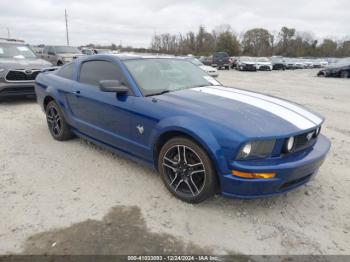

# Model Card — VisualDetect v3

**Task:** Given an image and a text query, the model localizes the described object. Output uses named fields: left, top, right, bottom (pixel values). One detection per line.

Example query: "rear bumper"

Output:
left=0, top=81, right=35, bottom=97
left=220, top=135, right=331, bottom=199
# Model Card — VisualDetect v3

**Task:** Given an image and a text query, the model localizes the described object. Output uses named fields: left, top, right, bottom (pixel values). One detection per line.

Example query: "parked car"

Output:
left=200, top=56, right=212, bottom=66
left=271, top=56, right=286, bottom=70
left=230, top=57, right=238, bottom=69
left=0, top=38, right=52, bottom=99
left=35, top=54, right=330, bottom=203
left=212, top=52, right=230, bottom=70
left=93, top=49, right=113, bottom=54
left=317, top=58, right=350, bottom=78
left=41, top=45, right=84, bottom=66
left=236, top=57, right=257, bottom=71
left=182, top=57, right=218, bottom=77
left=284, top=58, right=304, bottom=69
left=81, top=48, right=94, bottom=55
left=255, top=57, right=273, bottom=71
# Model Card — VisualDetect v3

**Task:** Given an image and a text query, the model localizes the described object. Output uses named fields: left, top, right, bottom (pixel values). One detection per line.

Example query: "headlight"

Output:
left=236, top=140, right=276, bottom=160
left=284, top=137, right=295, bottom=153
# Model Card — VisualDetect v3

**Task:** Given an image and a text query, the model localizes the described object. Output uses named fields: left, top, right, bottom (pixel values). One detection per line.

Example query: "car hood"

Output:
left=240, top=61, right=256, bottom=65
left=57, top=53, right=84, bottom=58
left=256, top=61, right=272, bottom=65
left=158, top=86, right=323, bottom=138
left=199, top=65, right=217, bottom=72
left=0, top=57, right=52, bottom=69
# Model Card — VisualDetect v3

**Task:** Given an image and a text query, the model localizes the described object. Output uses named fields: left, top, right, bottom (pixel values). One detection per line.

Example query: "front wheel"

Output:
left=46, top=101, right=73, bottom=141
left=158, top=137, right=218, bottom=203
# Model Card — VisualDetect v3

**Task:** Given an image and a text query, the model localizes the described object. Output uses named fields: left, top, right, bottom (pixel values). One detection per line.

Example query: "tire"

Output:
left=225, top=66, right=229, bottom=70
left=158, top=137, right=218, bottom=204
left=340, top=71, right=349, bottom=78
left=46, top=101, right=73, bottom=141
left=57, top=61, right=63, bottom=66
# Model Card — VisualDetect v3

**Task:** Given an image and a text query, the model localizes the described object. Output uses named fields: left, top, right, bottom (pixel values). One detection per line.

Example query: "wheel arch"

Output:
left=43, top=95, right=55, bottom=111
left=151, top=119, right=229, bottom=178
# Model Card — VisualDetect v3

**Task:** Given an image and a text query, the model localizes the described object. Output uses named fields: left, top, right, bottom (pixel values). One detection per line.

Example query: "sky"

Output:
left=0, top=0, right=349, bottom=47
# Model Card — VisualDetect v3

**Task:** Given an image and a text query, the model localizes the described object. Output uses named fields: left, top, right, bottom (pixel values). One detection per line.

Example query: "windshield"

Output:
left=335, top=58, right=350, bottom=66
left=186, top=58, right=204, bottom=66
left=124, top=59, right=220, bottom=96
left=54, top=46, right=80, bottom=53
left=0, top=43, right=36, bottom=59
left=256, top=57, right=269, bottom=62
left=240, top=57, right=253, bottom=61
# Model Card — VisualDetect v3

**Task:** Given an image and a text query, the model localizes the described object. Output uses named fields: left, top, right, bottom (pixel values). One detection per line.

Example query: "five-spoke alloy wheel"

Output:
left=46, top=101, right=73, bottom=141
left=158, top=137, right=217, bottom=203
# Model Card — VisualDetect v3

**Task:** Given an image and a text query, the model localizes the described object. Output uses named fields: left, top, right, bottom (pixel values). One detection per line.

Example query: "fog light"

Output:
left=232, top=170, right=276, bottom=179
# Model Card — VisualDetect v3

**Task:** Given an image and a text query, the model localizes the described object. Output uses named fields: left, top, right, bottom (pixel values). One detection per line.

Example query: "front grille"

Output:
left=5, top=70, right=41, bottom=82
left=245, top=64, right=256, bottom=69
left=259, top=66, right=270, bottom=70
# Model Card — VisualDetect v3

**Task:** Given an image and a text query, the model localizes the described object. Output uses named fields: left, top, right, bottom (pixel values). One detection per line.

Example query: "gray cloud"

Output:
left=0, top=0, right=349, bottom=47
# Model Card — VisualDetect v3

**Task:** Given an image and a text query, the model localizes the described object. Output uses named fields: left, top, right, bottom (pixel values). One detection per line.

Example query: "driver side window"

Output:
left=79, top=60, right=127, bottom=89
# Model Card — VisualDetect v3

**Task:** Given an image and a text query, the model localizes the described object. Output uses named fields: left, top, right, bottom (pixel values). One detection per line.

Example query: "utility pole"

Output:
left=65, top=9, right=70, bottom=46
left=6, top=28, right=10, bottom=39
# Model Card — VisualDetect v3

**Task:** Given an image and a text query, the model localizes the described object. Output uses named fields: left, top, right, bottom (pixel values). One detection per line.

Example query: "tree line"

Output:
left=149, top=25, right=350, bottom=58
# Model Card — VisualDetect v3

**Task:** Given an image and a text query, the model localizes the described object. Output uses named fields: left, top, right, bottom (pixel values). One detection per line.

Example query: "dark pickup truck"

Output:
left=212, top=52, right=230, bottom=70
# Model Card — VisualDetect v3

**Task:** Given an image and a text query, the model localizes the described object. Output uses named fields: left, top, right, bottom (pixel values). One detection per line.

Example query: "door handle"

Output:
left=73, top=90, right=81, bottom=95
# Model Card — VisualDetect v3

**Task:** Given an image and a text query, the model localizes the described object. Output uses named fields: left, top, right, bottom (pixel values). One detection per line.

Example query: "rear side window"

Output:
left=79, top=60, right=125, bottom=87
left=57, top=63, right=74, bottom=80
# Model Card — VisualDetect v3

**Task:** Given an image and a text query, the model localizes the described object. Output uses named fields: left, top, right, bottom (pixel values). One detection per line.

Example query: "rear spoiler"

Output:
left=41, top=67, right=60, bottom=73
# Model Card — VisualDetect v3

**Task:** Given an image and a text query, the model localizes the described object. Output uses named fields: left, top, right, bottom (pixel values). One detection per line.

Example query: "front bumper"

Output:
left=220, top=135, right=331, bottom=199
left=0, top=81, right=36, bottom=97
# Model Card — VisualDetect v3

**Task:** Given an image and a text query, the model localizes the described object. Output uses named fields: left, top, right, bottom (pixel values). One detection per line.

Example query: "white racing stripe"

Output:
left=213, top=86, right=323, bottom=125
left=192, top=86, right=318, bottom=130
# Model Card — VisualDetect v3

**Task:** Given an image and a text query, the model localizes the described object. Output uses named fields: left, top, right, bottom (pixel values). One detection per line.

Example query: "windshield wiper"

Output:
left=146, top=90, right=171, bottom=97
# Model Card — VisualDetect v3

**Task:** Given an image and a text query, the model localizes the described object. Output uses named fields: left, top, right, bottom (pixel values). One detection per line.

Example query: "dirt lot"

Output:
left=0, top=69, right=349, bottom=255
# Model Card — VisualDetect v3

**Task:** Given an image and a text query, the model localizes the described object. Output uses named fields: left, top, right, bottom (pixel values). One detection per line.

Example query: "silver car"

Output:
left=41, top=45, right=84, bottom=66
left=0, top=39, right=52, bottom=99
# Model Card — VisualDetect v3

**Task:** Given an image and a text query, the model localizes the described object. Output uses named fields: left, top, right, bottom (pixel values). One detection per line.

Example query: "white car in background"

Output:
left=255, top=57, right=273, bottom=71
left=183, top=57, right=219, bottom=77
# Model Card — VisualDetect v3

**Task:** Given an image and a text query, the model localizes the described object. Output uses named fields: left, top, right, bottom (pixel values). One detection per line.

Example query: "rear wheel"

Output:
left=340, top=71, right=349, bottom=78
left=46, top=101, right=73, bottom=141
left=158, top=137, right=217, bottom=203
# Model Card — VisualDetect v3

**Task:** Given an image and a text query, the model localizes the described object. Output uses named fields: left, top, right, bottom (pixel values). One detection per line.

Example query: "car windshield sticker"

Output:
left=17, top=46, right=29, bottom=52
left=204, top=76, right=220, bottom=86
left=0, top=48, right=3, bottom=54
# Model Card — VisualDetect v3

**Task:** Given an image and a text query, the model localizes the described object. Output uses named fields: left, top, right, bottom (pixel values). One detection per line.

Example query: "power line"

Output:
left=65, top=9, right=69, bottom=46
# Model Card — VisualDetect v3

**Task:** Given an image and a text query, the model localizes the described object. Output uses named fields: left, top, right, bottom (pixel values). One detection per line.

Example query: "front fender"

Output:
left=150, top=116, right=229, bottom=175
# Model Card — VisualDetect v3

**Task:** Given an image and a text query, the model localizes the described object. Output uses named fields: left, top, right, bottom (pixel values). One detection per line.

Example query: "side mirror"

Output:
left=99, top=80, right=129, bottom=94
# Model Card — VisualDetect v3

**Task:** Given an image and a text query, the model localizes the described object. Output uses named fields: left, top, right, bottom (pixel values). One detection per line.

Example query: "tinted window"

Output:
left=79, top=60, right=125, bottom=87
left=48, top=46, right=55, bottom=54
left=57, top=63, right=74, bottom=80
left=54, top=46, right=80, bottom=54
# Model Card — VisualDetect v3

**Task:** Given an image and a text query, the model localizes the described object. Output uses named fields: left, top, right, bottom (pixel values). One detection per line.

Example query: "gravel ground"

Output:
left=0, top=69, right=349, bottom=255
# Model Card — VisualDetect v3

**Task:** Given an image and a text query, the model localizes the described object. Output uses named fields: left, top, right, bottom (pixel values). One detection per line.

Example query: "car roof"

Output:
left=0, top=39, right=26, bottom=44
left=107, top=53, right=176, bottom=61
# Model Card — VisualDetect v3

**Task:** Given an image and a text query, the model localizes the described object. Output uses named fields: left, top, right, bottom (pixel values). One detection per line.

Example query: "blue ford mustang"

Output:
left=35, top=54, right=331, bottom=203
